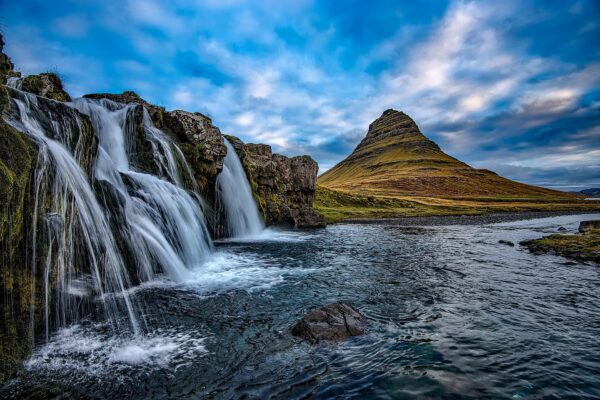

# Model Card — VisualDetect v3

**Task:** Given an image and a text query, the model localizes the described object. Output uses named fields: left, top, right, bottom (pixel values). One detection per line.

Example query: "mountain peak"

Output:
left=357, top=109, right=424, bottom=150
left=319, top=110, right=574, bottom=199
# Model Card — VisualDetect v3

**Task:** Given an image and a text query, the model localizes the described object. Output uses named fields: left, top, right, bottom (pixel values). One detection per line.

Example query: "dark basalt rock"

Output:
left=291, top=302, right=366, bottom=343
left=163, top=110, right=227, bottom=197
left=499, top=240, right=515, bottom=246
left=579, top=220, right=600, bottom=233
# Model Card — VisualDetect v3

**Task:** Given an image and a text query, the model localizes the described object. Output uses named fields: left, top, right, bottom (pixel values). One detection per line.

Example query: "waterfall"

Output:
left=217, top=139, right=265, bottom=238
left=4, top=88, right=215, bottom=343
left=7, top=76, right=22, bottom=90
left=72, top=98, right=213, bottom=283
left=5, top=90, right=141, bottom=337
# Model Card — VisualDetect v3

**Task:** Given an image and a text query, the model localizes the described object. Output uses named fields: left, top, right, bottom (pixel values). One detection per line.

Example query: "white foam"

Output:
left=185, top=252, right=287, bottom=293
left=26, top=324, right=208, bottom=375
left=216, top=227, right=310, bottom=243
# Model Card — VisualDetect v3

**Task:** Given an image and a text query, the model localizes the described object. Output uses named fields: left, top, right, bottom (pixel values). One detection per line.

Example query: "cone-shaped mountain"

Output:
left=319, top=109, right=574, bottom=198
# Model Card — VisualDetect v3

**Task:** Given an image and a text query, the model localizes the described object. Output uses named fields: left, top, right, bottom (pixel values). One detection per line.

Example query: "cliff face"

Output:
left=1, top=42, right=99, bottom=378
left=226, top=135, right=325, bottom=228
left=84, top=91, right=227, bottom=199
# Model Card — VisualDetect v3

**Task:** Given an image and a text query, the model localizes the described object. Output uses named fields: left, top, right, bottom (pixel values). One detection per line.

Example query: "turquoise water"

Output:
left=3, top=214, right=600, bottom=399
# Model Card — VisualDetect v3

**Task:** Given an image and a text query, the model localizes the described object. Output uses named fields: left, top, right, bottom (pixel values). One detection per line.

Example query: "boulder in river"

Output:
left=579, top=220, right=600, bottom=233
left=291, top=302, right=366, bottom=343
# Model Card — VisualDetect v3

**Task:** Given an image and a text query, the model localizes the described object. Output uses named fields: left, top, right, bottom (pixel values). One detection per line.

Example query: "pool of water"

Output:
left=3, top=214, right=600, bottom=399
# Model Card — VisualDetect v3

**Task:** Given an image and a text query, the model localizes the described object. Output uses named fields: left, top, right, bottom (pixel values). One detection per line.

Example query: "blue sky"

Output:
left=2, top=0, right=599, bottom=190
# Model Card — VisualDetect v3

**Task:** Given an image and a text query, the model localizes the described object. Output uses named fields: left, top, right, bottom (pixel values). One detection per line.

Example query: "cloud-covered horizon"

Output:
left=2, top=0, right=599, bottom=190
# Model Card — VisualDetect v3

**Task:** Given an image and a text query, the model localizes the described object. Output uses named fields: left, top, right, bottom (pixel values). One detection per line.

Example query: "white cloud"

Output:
left=234, top=112, right=255, bottom=127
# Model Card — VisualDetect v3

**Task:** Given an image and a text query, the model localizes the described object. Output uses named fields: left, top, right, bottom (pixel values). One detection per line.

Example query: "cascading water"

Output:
left=217, top=138, right=265, bottom=238
left=72, top=98, right=213, bottom=283
left=4, top=88, right=215, bottom=345
left=5, top=89, right=141, bottom=338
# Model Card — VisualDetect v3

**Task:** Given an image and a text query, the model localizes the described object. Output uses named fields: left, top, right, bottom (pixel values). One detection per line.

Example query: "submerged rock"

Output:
left=579, top=220, right=600, bottom=233
left=499, top=240, right=515, bottom=246
left=291, top=302, right=367, bottom=343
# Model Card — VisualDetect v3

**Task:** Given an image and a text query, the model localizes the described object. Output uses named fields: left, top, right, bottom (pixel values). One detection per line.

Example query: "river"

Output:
left=2, top=213, right=599, bottom=399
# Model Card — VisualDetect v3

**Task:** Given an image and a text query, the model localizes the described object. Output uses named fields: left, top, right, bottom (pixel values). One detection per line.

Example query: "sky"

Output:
left=1, top=0, right=599, bottom=191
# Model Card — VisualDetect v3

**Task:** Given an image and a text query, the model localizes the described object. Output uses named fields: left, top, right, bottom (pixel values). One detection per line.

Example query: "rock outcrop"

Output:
left=579, top=220, right=600, bottom=233
left=0, top=35, right=20, bottom=113
left=291, top=302, right=367, bottom=343
left=226, top=135, right=326, bottom=228
left=163, top=110, right=227, bottom=196
left=21, top=73, right=71, bottom=102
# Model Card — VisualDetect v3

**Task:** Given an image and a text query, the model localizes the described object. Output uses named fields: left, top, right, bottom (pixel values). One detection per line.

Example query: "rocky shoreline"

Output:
left=339, top=211, right=600, bottom=226
left=521, top=220, right=600, bottom=264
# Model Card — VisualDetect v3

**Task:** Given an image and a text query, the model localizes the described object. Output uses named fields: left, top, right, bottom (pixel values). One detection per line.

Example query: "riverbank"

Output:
left=338, top=211, right=600, bottom=226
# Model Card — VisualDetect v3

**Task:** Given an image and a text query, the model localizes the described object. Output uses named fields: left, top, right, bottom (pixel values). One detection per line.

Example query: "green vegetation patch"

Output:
left=521, top=229, right=600, bottom=264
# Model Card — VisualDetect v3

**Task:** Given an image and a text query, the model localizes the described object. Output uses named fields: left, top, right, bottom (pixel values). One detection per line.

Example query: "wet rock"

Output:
left=499, top=240, right=515, bottom=246
left=163, top=110, right=227, bottom=195
left=291, top=302, right=366, bottom=343
left=21, top=73, right=71, bottom=102
left=579, top=220, right=600, bottom=233
left=557, top=226, right=567, bottom=232
left=84, top=91, right=166, bottom=127
left=83, top=91, right=227, bottom=196
left=0, top=33, right=20, bottom=113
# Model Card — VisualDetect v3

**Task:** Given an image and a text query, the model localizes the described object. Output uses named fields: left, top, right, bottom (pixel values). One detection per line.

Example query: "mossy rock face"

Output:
left=0, top=88, right=100, bottom=382
left=22, top=73, right=71, bottom=102
left=0, top=34, right=20, bottom=113
left=0, top=121, right=38, bottom=382
left=0, top=33, right=20, bottom=85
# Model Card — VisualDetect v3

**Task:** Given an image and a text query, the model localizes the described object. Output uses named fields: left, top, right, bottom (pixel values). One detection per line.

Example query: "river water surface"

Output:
left=2, top=213, right=600, bottom=399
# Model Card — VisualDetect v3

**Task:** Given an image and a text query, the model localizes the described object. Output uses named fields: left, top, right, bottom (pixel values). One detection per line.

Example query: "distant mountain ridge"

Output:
left=580, top=188, right=600, bottom=197
left=319, top=109, right=576, bottom=199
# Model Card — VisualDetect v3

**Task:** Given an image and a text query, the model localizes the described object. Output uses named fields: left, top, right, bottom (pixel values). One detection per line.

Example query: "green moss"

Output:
left=522, top=229, right=600, bottom=264
left=0, top=121, right=38, bottom=382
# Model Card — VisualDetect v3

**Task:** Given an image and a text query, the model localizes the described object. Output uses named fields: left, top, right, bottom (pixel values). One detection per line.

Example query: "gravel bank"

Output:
left=340, top=211, right=600, bottom=226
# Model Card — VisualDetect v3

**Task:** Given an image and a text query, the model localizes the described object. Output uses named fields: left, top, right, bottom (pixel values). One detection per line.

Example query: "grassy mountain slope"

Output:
left=319, top=109, right=575, bottom=199
left=316, top=109, right=597, bottom=222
